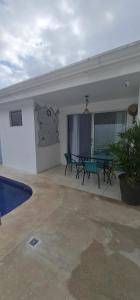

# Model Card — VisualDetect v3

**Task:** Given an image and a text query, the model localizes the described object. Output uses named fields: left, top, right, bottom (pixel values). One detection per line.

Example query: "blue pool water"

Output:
left=0, top=176, right=32, bottom=217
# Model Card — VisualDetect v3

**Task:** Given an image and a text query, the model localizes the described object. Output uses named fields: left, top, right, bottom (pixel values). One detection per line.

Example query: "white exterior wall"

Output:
left=138, top=86, right=140, bottom=120
left=36, top=144, right=60, bottom=172
left=34, top=105, right=60, bottom=173
left=0, top=99, right=37, bottom=173
left=59, top=97, right=138, bottom=165
left=0, top=139, right=2, bottom=164
left=0, top=96, right=137, bottom=173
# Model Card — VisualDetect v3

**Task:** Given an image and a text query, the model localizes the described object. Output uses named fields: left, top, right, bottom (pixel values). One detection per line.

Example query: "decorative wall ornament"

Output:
left=128, top=104, right=138, bottom=124
left=35, top=104, right=59, bottom=147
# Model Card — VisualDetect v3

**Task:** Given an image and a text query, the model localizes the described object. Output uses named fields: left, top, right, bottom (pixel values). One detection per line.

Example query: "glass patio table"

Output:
left=72, top=153, right=114, bottom=184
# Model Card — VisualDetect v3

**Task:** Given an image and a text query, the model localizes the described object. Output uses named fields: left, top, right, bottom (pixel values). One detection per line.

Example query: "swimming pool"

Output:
left=0, top=176, right=32, bottom=217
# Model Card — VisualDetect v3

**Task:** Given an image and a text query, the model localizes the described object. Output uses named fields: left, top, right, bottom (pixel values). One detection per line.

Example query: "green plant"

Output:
left=109, top=122, right=140, bottom=184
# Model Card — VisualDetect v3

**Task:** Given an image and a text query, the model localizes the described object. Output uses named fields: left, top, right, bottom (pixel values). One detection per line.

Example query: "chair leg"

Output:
left=109, top=175, right=112, bottom=185
left=103, top=166, right=106, bottom=182
left=65, top=164, right=68, bottom=175
left=97, top=173, right=100, bottom=189
left=107, top=168, right=112, bottom=185
left=76, top=165, right=78, bottom=179
left=82, top=170, right=86, bottom=185
left=110, top=169, right=116, bottom=184
left=76, top=165, right=80, bottom=179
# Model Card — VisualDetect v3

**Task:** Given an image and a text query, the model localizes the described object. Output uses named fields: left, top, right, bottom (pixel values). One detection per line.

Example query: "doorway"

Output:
left=67, top=110, right=127, bottom=156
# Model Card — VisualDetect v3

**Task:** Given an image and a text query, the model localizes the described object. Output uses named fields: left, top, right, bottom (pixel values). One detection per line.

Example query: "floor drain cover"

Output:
left=27, top=237, right=41, bottom=248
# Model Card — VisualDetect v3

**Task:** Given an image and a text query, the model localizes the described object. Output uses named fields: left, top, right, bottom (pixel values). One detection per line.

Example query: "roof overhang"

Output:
left=0, top=41, right=140, bottom=104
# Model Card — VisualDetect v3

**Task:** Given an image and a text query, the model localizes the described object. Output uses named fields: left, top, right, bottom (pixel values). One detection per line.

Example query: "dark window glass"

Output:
left=94, top=111, right=127, bottom=153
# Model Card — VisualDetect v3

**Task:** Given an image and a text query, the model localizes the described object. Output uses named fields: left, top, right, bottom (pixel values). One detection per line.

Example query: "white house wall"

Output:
left=0, top=96, right=137, bottom=174
left=0, top=139, right=2, bottom=164
left=0, top=99, right=37, bottom=173
left=35, top=144, right=60, bottom=172
left=59, top=97, right=138, bottom=165
left=138, top=85, right=140, bottom=120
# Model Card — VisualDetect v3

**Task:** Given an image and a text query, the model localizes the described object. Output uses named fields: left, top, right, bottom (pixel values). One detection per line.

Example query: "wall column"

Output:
left=138, top=85, right=140, bottom=121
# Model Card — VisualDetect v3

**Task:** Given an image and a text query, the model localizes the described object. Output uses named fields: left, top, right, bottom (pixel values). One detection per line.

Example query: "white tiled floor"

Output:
left=42, top=165, right=121, bottom=201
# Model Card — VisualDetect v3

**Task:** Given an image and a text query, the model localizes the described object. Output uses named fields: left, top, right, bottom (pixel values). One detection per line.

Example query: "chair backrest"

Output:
left=64, top=153, right=71, bottom=164
left=84, top=160, right=97, bottom=173
left=96, top=160, right=104, bottom=169
left=95, top=147, right=110, bottom=155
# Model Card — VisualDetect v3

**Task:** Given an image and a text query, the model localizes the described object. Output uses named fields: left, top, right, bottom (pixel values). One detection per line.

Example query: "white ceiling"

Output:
left=34, top=72, right=140, bottom=107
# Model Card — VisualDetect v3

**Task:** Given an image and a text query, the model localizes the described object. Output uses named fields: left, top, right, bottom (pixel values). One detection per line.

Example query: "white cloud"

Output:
left=71, top=19, right=81, bottom=36
left=0, top=64, right=29, bottom=89
left=57, top=55, right=67, bottom=66
left=0, top=64, right=12, bottom=76
left=36, top=16, right=61, bottom=31
left=60, top=0, right=74, bottom=15
left=0, top=0, right=140, bottom=89
left=105, top=11, right=114, bottom=23
left=77, top=49, right=87, bottom=60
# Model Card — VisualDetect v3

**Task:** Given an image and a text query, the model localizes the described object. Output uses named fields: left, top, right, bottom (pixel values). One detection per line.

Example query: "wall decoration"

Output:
left=128, top=104, right=138, bottom=124
left=35, top=104, right=59, bottom=147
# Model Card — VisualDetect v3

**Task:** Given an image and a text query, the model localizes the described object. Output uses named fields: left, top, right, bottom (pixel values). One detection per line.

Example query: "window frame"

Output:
left=9, top=110, right=23, bottom=127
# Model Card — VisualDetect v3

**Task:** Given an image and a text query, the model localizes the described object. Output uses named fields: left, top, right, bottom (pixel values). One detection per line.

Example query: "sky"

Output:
left=0, top=0, right=140, bottom=89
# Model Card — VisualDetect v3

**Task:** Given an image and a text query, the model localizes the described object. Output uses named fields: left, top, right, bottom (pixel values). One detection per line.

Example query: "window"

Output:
left=94, top=111, right=127, bottom=153
left=9, top=110, right=22, bottom=127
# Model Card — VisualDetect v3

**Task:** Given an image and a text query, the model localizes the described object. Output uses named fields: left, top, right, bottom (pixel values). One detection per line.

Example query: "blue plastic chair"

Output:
left=82, top=160, right=101, bottom=188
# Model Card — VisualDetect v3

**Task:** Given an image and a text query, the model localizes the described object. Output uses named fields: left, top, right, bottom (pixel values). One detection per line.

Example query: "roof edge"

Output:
left=0, top=40, right=140, bottom=100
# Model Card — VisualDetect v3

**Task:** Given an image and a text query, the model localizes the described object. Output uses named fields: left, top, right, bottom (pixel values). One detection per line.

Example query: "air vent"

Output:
left=27, top=237, right=41, bottom=248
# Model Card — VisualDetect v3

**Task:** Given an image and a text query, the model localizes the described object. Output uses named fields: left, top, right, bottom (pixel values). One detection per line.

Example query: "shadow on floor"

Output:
left=68, top=221, right=140, bottom=300
left=42, top=165, right=121, bottom=201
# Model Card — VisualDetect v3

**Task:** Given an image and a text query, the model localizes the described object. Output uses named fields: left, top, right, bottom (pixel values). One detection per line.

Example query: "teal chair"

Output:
left=64, top=153, right=78, bottom=175
left=82, top=160, right=101, bottom=188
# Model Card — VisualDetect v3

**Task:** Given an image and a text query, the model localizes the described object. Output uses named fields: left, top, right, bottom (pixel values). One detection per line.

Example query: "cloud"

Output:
left=0, top=0, right=140, bottom=89
left=60, top=0, right=74, bottom=15
left=105, top=11, right=114, bottom=23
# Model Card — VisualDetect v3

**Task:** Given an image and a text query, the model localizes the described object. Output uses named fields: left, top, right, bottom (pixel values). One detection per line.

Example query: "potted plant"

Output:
left=110, top=122, right=140, bottom=205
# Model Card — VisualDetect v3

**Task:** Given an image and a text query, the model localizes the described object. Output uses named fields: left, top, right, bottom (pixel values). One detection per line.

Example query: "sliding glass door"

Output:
left=94, top=111, right=127, bottom=153
left=67, top=111, right=127, bottom=156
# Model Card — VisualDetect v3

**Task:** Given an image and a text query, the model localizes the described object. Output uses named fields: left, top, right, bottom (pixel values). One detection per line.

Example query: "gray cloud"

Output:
left=0, top=0, right=140, bottom=88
